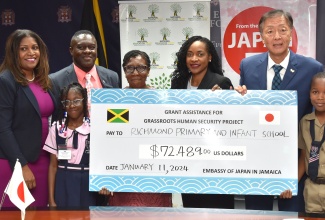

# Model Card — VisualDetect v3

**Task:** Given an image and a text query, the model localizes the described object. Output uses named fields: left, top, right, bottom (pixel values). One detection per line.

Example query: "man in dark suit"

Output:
left=49, top=30, right=119, bottom=205
left=236, top=9, right=323, bottom=212
left=50, top=30, right=119, bottom=120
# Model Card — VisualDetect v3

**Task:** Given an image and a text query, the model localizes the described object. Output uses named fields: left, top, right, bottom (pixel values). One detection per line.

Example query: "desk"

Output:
left=1, top=207, right=325, bottom=220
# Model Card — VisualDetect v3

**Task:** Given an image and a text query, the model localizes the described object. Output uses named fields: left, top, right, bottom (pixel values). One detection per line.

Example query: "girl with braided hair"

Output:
left=43, top=82, right=109, bottom=207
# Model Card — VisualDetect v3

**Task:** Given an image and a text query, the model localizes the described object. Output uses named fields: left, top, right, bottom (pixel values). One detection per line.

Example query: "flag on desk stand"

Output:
left=4, top=160, right=35, bottom=220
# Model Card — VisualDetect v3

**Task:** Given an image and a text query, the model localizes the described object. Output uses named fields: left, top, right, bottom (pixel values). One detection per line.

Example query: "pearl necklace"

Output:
left=26, top=72, right=35, bottom=82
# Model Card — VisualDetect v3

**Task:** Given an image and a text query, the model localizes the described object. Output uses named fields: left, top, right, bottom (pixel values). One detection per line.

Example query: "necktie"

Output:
left=85, top=73, right=93, bottom=115
left=271, top=65, right=283, bottom=90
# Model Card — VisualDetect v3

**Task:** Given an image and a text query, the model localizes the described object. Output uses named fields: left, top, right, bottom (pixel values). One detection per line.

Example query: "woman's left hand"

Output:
left=211, top=84, right=222, bottom=91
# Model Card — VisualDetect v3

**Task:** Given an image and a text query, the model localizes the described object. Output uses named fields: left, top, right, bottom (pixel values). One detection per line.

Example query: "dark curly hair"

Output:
left=171, top=36, right=223, bottom=89
left=58, top=82, right=88, bottom=127
left=122, top=50, right=151, bottom=69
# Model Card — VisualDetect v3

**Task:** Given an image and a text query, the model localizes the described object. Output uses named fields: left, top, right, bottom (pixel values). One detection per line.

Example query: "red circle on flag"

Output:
left=223, top=6, right=298, bottom=74
left=265, top=113, right=274, bottom=122
left=17, top=181, right=25, bottom=202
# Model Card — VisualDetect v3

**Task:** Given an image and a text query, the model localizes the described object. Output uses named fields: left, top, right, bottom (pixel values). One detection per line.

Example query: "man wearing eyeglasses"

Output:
left=235, top=9, right=323, bottom=212
left=50, top=30, right=120, bottom=120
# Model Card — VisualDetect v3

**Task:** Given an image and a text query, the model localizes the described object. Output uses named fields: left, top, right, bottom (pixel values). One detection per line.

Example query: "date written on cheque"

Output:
left=106, top=164, right=188, bottom=175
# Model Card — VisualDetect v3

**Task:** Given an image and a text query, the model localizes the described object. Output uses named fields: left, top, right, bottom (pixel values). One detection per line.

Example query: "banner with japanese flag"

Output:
left=5, top=160, right=34, bottom=220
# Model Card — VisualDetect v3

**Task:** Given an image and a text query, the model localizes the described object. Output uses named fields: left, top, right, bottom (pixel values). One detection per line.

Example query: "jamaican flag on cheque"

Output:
left=107, top=109, right=129, bottom=123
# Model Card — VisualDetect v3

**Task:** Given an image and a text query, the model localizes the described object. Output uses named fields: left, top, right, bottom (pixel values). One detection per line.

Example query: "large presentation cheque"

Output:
left=90, top=89, right=298, bottom=195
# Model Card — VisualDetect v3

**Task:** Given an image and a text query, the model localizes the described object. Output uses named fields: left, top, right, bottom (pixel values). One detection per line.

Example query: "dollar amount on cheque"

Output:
left=139, top=144, right=246, bottom=160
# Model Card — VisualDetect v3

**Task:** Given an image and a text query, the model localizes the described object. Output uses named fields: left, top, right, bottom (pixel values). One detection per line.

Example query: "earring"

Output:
left=209, top=60, right=211, bottom=62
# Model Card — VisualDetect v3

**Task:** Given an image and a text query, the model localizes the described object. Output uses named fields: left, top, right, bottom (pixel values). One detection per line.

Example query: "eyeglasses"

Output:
left=124, top=65, right=148, bottom=74
left=61, top=98, right=84, bottom=107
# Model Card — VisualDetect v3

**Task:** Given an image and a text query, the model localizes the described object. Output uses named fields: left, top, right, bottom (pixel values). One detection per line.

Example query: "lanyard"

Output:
left=308, top=119, right=325, bottom=181
left=310, top=119, right=325, bottom=144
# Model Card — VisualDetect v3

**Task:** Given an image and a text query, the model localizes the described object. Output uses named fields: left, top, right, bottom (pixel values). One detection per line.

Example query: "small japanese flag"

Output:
left=5, top=160, right=35, bottom=220
left=259, top=111, right=280, bottom=125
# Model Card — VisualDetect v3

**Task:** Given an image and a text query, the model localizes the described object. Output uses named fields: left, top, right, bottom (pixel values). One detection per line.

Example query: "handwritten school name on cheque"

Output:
left=127, top=109, right=286, bottom=138
left=128, top=127, right=288, bottom=138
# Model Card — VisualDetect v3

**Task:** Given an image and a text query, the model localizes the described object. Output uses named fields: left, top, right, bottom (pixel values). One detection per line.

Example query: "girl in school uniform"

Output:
left=43, top=82, right=108, bottom=207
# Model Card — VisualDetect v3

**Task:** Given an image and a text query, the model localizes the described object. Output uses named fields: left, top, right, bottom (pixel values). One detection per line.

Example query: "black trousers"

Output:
left=182, top=194, right=234, bottom=209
